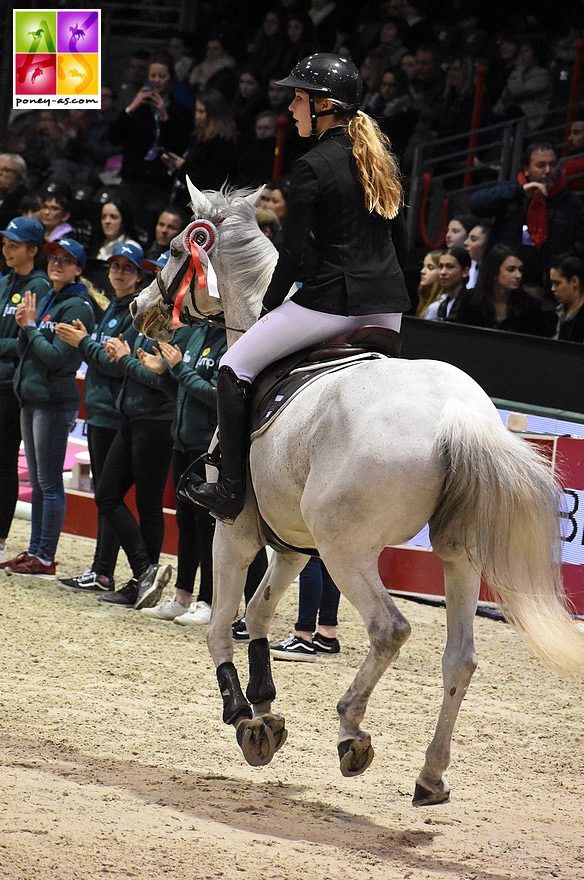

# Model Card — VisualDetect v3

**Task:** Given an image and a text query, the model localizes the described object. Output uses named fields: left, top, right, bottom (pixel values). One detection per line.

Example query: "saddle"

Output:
left=250, top=325, right=401, bottom=429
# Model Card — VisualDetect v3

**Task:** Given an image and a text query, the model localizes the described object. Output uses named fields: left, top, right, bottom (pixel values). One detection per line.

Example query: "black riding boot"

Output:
left=178, top=366, right=250, bottom=524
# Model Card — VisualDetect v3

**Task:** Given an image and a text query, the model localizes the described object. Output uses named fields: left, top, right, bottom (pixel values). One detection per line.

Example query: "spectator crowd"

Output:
left=0, top=1, right=583, bottom=644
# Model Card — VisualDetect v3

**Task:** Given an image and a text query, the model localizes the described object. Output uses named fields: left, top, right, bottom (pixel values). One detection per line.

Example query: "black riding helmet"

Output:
left=276, top=53, right=363, bottom=136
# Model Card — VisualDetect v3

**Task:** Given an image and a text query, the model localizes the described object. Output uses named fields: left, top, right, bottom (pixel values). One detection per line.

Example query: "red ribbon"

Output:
left=172, top=236, right=207, bottom=328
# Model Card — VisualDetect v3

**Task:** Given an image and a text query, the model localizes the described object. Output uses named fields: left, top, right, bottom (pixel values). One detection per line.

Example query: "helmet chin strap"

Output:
left=308, top=93, right=336, bottom=138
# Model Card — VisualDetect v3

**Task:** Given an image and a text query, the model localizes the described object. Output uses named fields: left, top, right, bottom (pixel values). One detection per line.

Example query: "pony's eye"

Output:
left=170, top=246, right=181, bottom=259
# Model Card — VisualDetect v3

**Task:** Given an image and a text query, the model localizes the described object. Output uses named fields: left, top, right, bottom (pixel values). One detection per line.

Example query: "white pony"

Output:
left=131, top=181, right=584, bottom=805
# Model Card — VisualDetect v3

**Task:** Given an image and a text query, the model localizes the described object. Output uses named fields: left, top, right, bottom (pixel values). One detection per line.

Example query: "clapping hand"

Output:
left=104, top=334, right=131, bottom=362
left=137, top=346, right=165, bottom=374
left=158, top=341, right=183, bottom=368
left=15, top=290, right=36, bottom=327
left=55, top=318, right=88, bottom=347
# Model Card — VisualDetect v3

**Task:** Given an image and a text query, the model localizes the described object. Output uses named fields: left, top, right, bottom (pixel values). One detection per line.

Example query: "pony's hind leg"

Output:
left=236, top=550, right=307, bottom=767
left=323, top=553, right=412, bottom=778
left=414, top=552, right=480, bottom=806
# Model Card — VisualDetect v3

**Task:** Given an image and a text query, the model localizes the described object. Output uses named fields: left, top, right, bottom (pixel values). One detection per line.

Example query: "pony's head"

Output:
left=131, top=179, right=277, bottom=342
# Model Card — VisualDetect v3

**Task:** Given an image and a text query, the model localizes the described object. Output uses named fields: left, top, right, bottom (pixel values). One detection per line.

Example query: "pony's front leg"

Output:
left=324, top=553, right=411, bottom=778
left=237, top=551, right=307, bottom=767
left=414, top=553, right=480, bottom=806
left=207, top=522, right=262, bottom=738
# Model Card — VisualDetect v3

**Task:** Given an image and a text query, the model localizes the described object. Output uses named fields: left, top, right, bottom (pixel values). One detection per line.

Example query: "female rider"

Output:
left=185, top=53, right=411, bottom=524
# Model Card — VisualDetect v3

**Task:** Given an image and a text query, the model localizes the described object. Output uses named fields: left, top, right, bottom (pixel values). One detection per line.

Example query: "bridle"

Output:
left=154, top=219, right=245, bottom=334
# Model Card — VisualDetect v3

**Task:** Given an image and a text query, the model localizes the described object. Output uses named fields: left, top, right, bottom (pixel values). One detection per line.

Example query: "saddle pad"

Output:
left=250, top=351, right=383, bottom=439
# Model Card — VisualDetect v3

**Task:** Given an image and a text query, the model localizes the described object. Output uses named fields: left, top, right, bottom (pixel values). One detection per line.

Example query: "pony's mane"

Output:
left=191, top=186, right=278, bottom=316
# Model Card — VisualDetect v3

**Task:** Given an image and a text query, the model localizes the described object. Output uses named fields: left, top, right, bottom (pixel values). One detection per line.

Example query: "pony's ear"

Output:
left=245, top=186, right=266, bottom=208
left=186, top=176, right=214, bottom=215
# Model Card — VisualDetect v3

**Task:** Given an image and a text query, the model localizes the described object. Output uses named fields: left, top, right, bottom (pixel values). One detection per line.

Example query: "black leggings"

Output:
left=173, top=449, right=215, bottom=603
left=0, top=389, right=21, bottom=540
left=87, top=423, right=120, bottom=578
left=95, top=419, right=173, bottom=579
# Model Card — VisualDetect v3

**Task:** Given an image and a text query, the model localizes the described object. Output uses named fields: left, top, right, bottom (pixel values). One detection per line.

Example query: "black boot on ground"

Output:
left=177, top=366, right=250, bottom=524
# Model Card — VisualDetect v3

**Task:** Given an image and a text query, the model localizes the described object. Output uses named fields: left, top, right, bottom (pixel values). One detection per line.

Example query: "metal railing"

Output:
left=405, top=99, right=584, bottom=251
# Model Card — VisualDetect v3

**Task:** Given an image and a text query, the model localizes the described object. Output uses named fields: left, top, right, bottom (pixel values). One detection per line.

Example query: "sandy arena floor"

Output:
left=0, top=517, right=582, bottom=880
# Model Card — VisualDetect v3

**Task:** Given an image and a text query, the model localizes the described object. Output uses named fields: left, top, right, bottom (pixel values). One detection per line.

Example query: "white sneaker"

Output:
left=174, top=600, right=212, bottom=626
left=141, top=597, right=190, bottom=620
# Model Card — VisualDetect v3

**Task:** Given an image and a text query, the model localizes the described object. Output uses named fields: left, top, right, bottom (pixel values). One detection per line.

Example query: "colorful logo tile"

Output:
left=13, top=9, right=100, bottom=109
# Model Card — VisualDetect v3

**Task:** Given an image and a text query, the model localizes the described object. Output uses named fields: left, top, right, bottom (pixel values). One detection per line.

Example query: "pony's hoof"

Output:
left=412, top=782, right=451, bottom=806
left=261, top=713, right=288, bottom=753
left=236, top=717, right=276, bottom=767
left=338, top=736, right=375, bottom=777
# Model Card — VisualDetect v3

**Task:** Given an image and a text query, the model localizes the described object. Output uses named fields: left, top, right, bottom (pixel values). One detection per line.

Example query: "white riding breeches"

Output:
left=220, top=299, right=402, bottom=383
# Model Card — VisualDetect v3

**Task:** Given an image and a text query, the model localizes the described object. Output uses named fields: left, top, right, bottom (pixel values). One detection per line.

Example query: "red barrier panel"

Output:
left=417, top=171, right=449, bottom=249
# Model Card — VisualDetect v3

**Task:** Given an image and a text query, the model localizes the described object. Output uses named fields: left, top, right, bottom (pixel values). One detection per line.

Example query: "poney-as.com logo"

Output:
left=13, top=9, right=100, bottom=109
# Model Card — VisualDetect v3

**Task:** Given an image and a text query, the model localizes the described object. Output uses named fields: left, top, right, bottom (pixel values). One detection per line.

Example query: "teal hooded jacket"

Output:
left=0, top=268, right=51, bottom=390
left=13, top=282, right=96, bottom=410
left=78, top=293, right=138, bottom=430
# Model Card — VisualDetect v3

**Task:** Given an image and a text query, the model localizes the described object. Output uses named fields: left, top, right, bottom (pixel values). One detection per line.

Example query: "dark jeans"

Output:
left=87, top=423, right=120, bottom=578
left=295, top=556, right=340, bottom=632
left=20, top=406, right=77, bottom=562
left=173, top=449, right=215, bottom=603
left=94, top=419, right=173, bottom=579
left=0, top=389, right=21, bottom=540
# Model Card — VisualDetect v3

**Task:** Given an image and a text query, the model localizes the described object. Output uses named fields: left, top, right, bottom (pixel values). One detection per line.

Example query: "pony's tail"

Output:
left=430, top=402, right=584, bottom=673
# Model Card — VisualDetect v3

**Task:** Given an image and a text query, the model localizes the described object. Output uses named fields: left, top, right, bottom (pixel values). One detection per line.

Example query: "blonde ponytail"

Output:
left=347, top=110, right=403, bottom=220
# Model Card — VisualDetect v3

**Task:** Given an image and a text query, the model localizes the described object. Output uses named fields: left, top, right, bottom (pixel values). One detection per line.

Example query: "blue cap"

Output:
left=142, top=249, right=170, bottom=273
left=0, top=216, right=45, bottom=245
left=45, top=237, right=86, bottom=268
left=107, top=241, right=144, bottom=271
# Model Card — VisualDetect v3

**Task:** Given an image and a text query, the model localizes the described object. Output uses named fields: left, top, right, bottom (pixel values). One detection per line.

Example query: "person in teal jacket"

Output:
left=93, top=322, right=191, bottom=610
left=138, top=321, right=227, bottom=625
left=3, top=237, right=96, bottom=578
left=0, top=217, right=50, bottom=564
left=55, top=242, right=144, bottom=594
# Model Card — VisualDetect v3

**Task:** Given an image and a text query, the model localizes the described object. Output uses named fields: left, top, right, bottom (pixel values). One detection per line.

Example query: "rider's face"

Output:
left=289, top=89, right=328, bottom=137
